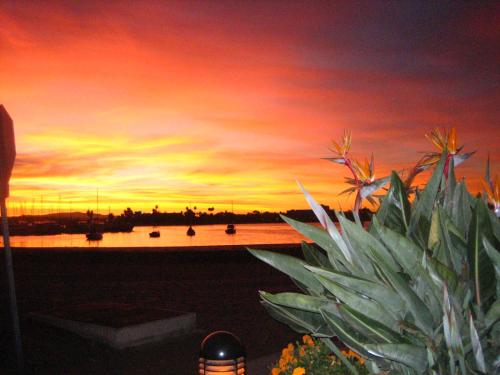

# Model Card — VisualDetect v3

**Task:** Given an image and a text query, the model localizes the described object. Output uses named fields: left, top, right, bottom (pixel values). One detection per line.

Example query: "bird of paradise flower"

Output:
left=323, top=130, right=389, bottom=219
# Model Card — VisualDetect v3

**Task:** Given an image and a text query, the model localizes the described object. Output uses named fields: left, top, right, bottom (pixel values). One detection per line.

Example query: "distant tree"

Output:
left=123, top=207, right=134, bottom=218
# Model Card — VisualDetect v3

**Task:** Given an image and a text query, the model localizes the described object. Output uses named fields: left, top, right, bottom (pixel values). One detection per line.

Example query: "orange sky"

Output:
left=1, top=1, right=499, bottom=215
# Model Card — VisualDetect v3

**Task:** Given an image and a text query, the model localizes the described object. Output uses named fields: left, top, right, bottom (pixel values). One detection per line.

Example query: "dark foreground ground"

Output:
left=0, top=245, right=302, bottom=374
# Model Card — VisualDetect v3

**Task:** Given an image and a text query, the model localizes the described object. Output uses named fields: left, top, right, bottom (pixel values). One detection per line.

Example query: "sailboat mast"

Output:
left=96, top=188, right=99, bottom=220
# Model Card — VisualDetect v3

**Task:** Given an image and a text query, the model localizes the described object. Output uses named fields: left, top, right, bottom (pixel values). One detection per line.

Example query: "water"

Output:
left=2, top=223, right=315, bottom=248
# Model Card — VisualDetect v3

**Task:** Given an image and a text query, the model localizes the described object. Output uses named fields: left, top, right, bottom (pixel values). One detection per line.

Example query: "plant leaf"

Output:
left=360, top=176, right=390, bottom=199
left=301, top=241, right=331, bottom=269
left=279, top=215, right=350, bottom=272
left=362, top=343, right=428, bottom=372
left=483, top=237, right=500, bottom=299
left=305, top=265, right=405, bottom=317
left=338, top=215, right=399, bottom=273
left=409, top=152, right=447, bottom=247
left=469, top=312, right=487, bottom=373
left=261, top=299, right=333, bottom=337
left=314, top=274, right=398, bottom=329
left=248, top=248, right=324, bottom=294
left=468, top=198, right=497, bottom=307
left=370, top=250, right=435, bottom=336
left=297, top=181, right=354, bottom=265
left=259, top=291, right=329, bottom=313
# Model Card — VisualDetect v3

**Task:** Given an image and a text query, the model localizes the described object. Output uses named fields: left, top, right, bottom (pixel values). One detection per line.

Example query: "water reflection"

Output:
left=2, top=223, right=316, bottom=248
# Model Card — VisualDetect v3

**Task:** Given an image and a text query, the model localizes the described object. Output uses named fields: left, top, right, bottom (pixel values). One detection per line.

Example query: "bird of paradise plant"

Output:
left=250, top=128, right=499, bottom=374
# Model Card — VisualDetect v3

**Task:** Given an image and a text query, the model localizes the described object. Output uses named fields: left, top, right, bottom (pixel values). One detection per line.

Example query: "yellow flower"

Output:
left=302, top=335, right=314, bottom=346
left=292, top=367, right=306, bottom=375
left=425, top=127, right=457, bottom=154
left=331, top=130, right=352, bottom=157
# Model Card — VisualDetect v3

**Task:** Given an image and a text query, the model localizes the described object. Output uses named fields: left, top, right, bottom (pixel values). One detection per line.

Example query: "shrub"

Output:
left=250, top=129, right=499, bottom=374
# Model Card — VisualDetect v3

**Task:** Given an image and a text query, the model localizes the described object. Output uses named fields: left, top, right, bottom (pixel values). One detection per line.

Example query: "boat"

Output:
left=225, top=223, right=236, bottom=235
left=149, top=230, right=160, bottom=238
left=86, top=189, right=103, bottom=241
left=186, top=225, right=196, bottom=236
left=86, top=230, right=103, bottom=241
left=225, top=201, right=236, bottom=234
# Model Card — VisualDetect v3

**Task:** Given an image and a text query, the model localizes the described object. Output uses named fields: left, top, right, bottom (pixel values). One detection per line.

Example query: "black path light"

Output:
left=199, top=331, right=246, bottom=374
left=0, top=105, right=24, bottom=374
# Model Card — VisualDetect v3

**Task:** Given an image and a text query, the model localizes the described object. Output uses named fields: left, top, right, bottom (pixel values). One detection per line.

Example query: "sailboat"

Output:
left=186, top=204, right=196, bottom=236
left=149, top=205, right=161, bottom=237
left=225, top=201, right=236, bottom=234
left=86, top=189, right=103, bottom=241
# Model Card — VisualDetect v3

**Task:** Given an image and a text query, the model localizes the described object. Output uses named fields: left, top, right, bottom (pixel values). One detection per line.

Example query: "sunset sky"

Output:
left=1, top=1, right=499, bottom=215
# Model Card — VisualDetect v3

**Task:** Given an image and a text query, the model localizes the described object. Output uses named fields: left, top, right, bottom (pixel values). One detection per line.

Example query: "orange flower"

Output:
left=278, top=357, right=288, bottom=370
left=292, top=367, right=306, bottom=375
left=272, top=368, right=281, bottom=375
left=331, top=130, right=352, bottom=158
left=341, top=349, right=365, bottom=365
left=302, top=335, right=314, bottom=347
left=299, top=346, right=306, bottom=356
left=425, top=127, right=457, bottom=154
left=352, top=157, right=375, bottom=183
left=482, top=175, right=500, bottom=216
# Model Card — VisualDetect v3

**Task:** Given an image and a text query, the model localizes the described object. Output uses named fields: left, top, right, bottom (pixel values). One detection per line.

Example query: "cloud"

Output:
left=1, top=1, right=498, bottom=213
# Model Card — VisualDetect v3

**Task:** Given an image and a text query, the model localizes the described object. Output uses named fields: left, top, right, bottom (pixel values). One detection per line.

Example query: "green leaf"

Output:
left=370, top=250, right=435, bottom=336
left=279, top=215, right=349, bottom=272
left=389, top=171, right=411, bottom=232
left=320, top=306, right=373, bottom=357
left=483, top=238, right=500, bottom=298
left=313, top=274, right=398, bottom=329
left=442, top=284, right=466, bottom=375
left=301, top=241, right=331, bottom=269
left=451, top=182, right=473, bottom=235
left=261, top=299, right=333, bottom=337
left=297, top=182, right=354, bottom=265
left=248, top=248, right=324, bottom=294
left=469, top=312, right=487, bottom=373
left=485, top=300, right=500, bottom=328
left=338, top=215, right=399, bottom=273
left=259, top=291, right=328, bottom=313
left=305, top=265, right=405, bottom=317
left=338, top=304, right=409, bottom=344
left=409, top=152, right=447, bottom=247
left=372, top=217, right=423, bottom=279
left=362, top=343, right=428, bottom=372
left=468, top=198, right=497, bottom=307
left=376, top=173, right=411, bottom=235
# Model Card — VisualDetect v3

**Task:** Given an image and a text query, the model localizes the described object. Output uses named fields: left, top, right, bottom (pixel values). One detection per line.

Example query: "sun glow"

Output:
left=1, top=2, right=498, bottom=215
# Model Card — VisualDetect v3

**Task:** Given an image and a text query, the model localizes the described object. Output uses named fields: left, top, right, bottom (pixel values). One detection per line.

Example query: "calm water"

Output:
left=2, top=223, right=315, bottom=248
